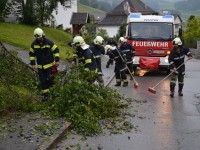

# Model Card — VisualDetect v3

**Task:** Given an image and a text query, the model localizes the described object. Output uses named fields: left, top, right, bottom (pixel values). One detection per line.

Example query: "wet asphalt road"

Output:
left=55, top=58, right=200, bottom=150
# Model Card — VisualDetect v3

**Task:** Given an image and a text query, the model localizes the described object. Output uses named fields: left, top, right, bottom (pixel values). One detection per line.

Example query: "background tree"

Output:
left=183, top=16, right=200, bottom=48
left=5, top=0, right=71, bottom=26
left=0, top=0, right=12, bottom=21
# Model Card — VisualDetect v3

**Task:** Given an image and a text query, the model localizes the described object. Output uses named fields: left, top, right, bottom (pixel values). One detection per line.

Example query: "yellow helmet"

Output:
left=34, top=28, right=45, bottom=38
left=173, top=37, right=182, bottom=46
left=93, top=36, right=104, bottom=45
left=72, top=36, right=85, bottom=46
left=104, top=45, right=113, bottom=51
left=119, top=37, right=127, bottom=43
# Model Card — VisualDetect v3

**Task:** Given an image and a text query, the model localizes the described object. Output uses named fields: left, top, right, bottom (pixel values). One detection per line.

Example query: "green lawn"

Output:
left=0, top=22, right=73, bottom=59
left=78, top=3, right=106, bottom=14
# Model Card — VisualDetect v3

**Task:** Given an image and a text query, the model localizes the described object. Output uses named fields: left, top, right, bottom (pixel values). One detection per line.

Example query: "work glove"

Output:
left=54, top=61, right=59, bottom=67
left=173, top=67, right=177, bottom=72
left=51, top=65, right=58, bottom=75
left=32, top=65, right=37, bottom=72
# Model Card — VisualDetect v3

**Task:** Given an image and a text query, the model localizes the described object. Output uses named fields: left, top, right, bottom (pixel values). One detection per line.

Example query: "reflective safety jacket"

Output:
left=90, top=44, right=105, bottom=75
left=107, top=48, right=127, bottom=73
left=29, top=38, right=60, bottom=69
left=73, top=46, right=97, bottom=72
left=168, top=46, right=192, bottom=74
left=119, top=43, right=135, bottom=64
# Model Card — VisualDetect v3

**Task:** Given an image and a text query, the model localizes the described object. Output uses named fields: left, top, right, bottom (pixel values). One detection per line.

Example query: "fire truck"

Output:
left=125, top=13, right=182, bottom=74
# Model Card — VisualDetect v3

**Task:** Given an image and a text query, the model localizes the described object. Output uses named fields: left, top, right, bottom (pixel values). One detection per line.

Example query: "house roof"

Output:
left=173, top=14, right=183, bottom=23
left=92, top=14, right=106, bottom=21
left=97, top=13, right=127, bottom=26
left=70, top=12, right=90, bottom=25
left=128, top=0, right=158, bottom=15
left=97, top=0, right=158, bottom=26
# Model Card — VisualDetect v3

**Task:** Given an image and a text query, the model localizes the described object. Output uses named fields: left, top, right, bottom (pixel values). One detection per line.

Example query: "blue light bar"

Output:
left=130, top=14, right=140, bottom=18
left=163, top=15, right=173, bottom=18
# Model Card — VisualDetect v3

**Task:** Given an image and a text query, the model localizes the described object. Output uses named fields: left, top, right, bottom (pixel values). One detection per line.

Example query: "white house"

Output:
left=51, top=0, right=77, bottom=30
left=96, top=0, right=157, bottom=37
left=4, top=0, right=77, bottom=30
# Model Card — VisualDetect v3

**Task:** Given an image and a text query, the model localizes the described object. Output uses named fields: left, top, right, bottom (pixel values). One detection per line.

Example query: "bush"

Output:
left=39, top=65, right=132, bottom=135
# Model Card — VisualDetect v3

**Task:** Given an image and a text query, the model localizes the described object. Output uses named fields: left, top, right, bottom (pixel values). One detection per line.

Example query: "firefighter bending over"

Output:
left=29, top=28, right=60, bottom=101
left=119, top=37, right=135, bottom=80
left=168, top=37, right=192, bottom=97
left=90, top=36, right=105, bottom=84
left=106, top=37, right=118, bottom=68
left=105, top=45, right=128, bottom=87
left=72, top=36, right=98, bottom=83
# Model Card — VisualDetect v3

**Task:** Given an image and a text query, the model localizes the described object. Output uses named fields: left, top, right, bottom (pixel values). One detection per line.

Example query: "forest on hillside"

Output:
left=79, top=0, right=200, bottom=13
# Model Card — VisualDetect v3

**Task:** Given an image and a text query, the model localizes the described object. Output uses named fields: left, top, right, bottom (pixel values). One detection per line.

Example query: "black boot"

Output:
left=122, top=82, right=128, bottom=87
left=115, top=82, right=121, bottom=86
left=178, top=91, right=183, bottom=96
left=178, top=85, right=183, bottom=96
left=170, top=85, right=175, bottom=98
left=170, top=91, right=174, bottom=97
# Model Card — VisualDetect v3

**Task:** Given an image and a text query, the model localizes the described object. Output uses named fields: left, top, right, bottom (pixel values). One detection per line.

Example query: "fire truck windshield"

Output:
left=129, top=22, right=173, bottom=41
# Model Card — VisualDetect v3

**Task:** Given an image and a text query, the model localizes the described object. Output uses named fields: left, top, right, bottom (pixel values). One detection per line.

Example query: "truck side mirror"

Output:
left=179, top=28, right=182, bottom=37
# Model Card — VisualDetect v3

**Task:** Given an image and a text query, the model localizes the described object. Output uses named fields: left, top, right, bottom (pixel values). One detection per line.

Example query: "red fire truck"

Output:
left=125, top=13, right=182, bottom=74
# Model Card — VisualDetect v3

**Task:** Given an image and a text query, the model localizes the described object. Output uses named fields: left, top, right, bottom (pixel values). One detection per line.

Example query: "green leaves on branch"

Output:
left=40, top=65, right=133, bottom=135
left=183, top=16, right=200, bottom=48
left=0, top=50, right=39, bottom=114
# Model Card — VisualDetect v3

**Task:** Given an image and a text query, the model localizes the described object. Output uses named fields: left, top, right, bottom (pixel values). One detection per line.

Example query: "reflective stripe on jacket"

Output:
left=168, top=46, right=192, bottom=74
left=29, top=38, right=59, bottom=69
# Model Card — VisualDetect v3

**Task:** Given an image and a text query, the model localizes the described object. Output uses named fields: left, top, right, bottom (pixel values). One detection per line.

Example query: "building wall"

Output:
left=174, top=17, right=182, bottom=37
left=4, top=0, right=77, bottom=30
left=96, top=26, right=119, bottom=37
left=52, top=0, right=77, bottom=30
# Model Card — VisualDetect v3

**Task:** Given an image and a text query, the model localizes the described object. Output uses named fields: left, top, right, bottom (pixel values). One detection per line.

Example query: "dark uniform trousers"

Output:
left=168, top=46, right=192, bottom=95
left=29, top=38, right=60, bottom=99
left=119, top=43, right=135, bottom=78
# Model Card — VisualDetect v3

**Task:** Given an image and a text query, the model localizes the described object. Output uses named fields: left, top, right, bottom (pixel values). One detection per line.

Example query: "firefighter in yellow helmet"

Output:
left=168, top=37, right=192, bottom=97
left=71, top=36, right=98, bottom=83
left=90, top=36, right=105, bottom=84
left=105, top=45, right=128, bottom=87
left=119, top=37, right=135, bottom=80
left=106, top=37, right=117, bottom=68
left=29, top=28, right=60, bottom=101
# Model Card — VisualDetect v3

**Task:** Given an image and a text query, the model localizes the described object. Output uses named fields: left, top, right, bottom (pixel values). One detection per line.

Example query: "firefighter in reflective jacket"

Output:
left=106, top=37, right=118, bottom=68
left=90, top=36, right=105, bottom=84
left=29, top=28, right=60, bottom=101
left=168, top=37, right=192, bottom=97
left=105, top=45, right=128, bottom=87
left=119, top=37, right=135, bottom=80
left=72, top=36, right=98, bottom=83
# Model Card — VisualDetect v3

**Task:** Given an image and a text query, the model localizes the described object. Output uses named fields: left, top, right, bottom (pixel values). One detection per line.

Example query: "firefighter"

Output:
left=90, top=36, right=105, bottom=84
left=105, top=45, right=128, bottom=87
left=29, top=28, right=60, bottom=101
left=168, top=37, right=193, bottom=97
left=119, top=37, right=135, bottom=80
left=106, top=37, right=118, bottom=68
left=72, top=36, right=98, bottom=83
